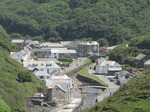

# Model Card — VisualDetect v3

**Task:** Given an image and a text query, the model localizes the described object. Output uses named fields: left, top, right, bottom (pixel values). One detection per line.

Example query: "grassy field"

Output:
left=80, top=70, right=150, bottom=112
left=78, top=68, right=107, bottom=86
left=65, top=59, right=92, bottom=76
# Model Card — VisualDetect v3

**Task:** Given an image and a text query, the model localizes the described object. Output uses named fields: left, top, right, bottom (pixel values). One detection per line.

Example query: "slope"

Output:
left=80, top=70, right=150, bottom=112
left=0, top=25, right=46, bottom=112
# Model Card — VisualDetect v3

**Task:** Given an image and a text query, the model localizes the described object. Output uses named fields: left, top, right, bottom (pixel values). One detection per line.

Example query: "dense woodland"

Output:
left=0, top=0, right=150, bottom=45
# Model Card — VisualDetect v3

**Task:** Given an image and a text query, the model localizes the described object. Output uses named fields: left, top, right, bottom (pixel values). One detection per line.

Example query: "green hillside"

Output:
left=80, top=70, right=150, bottom=112
left=0, top=25, right=46, bottom=112
left=0, top=0, right=150, bottom=44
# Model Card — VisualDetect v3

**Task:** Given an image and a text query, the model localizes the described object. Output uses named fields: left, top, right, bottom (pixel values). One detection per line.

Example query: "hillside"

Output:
left=80, top=70, right=150, bottom=112
left=0, top=25, right=46, bottom=112
left=0, top=0, right=150, bottom=44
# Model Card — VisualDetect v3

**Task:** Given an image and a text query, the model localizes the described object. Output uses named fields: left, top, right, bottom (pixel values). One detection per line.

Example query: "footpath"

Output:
left=88, top=68, right=120, bottom=102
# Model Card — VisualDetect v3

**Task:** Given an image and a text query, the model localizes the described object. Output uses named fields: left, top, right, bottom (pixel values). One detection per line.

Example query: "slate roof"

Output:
left=144, top=59, right=150, bottom=65
left=51, top=49, right=76, bottom=54
left=135, top=54, right=147, bottom=60
left=115, top=70, right=132, bottom=79
left=97, top=57, right=107, bottom=65
left=33, top=71, right=51, bottom=77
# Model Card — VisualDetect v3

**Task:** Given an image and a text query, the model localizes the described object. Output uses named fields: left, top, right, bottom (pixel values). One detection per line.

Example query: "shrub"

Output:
left=18, top=72, right=32, bottom=82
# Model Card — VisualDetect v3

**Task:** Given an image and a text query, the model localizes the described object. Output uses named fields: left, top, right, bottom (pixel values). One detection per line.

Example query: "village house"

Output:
left=95, top=58, right=122, bottom=75
left=60, top=41, right=78, bottom=50
left=115, top=70, right=133, bottom=84
left=144, top=59, right=150, bottom=69
left=61, top=41, right=99, bottom=57
left=77, top=41, right=99, bottom=57
left=10, top=45, right=32, bottom=63
left=23, top=59, right=61, bottom=73
left=46, top=73, right=74, bottom=103
left=39, top=42, right=64, bottom=48
left=134, top=54, right=149, bottom=68
left=32, top=42, right=77, bottom=59
left=46, top=82, right=72, bottom=103
left=33, top=71, right=54, bottom=81
left=51, top=48, right=77, bottom=59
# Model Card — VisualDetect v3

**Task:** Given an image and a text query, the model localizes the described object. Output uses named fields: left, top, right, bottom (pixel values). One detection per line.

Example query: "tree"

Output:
left=98, top=38, right=109, bottom=47
left=18, top=71, right=32, bottom=82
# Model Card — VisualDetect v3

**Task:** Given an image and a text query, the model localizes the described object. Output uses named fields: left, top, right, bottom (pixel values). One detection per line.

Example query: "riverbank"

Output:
left=88, top=69, right=120, bottom=102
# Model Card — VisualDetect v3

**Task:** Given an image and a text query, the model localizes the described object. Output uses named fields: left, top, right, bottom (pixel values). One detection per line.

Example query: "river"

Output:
left=80, top=86, right=100, bottom=109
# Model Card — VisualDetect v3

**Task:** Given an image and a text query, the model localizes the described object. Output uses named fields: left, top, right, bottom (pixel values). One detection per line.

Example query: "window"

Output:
left=125, top=75, right=129, bottom=79
left=41, top=63, right=44, bottom=66
left=40, top=76, right=44, bottom=79
left=46, top=64, right=51, bottom=67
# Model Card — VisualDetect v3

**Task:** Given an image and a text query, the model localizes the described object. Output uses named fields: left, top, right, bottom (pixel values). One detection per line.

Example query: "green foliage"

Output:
left=80, top=70, right=150, bottom=112
left=109, top=45, right=139, bottom=64
left=0, top=99, right=11, bottom=112
left=0, top=0, right=149, bottom=43
left=18, top=72, right=32, bottom=82
left=0, top=25, right=46, bottom=112
left=78, top=68, right=107, bottom=86
left=97, top=38, right=109, bottom=47
left=129, top=35, right=150, bottom=49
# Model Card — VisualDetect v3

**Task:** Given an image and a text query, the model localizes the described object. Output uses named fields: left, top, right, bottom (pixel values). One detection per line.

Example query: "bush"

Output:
left=18, top=72, right=32, bottom=82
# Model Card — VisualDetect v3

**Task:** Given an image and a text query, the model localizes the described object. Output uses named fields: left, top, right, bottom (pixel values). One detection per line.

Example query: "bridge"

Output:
left=78, top=85, right=107, bottom=89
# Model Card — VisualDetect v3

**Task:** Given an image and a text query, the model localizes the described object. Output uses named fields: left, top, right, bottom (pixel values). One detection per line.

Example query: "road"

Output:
left=62, top=57, right=87, bottom=72
left=88, top=69, right=120, bottom=102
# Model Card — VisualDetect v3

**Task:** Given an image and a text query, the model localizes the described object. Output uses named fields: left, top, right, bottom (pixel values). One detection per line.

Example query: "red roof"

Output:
left=100, top=47, right=108, bottom=49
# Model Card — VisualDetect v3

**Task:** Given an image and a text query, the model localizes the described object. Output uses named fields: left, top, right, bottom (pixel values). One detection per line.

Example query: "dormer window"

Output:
left=46, top=64, right=51, bottom=67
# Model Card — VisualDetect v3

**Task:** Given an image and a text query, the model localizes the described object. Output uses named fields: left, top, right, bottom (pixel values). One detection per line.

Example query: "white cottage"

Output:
left=95, top=60, right=122, bottom=75
left=23, top=59, right=61, bottom=73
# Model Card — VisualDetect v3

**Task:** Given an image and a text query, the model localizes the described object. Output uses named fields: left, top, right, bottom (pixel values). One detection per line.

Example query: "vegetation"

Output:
left=18, top=71, right=32, bottom=82
left=78, top=68, right=107, bottom=86
left=0, top=0, right=149, bottom=44
left=0, top=25, right=46, bottom=112
left=80, top=70, right=150, bottom=112
left=65, top=59, right=92, bottom=75
left=109, top=35, right=150, bottom=66
left=0, top=99, right=11, bottom=112
left=60, top=59, right=73, bottom=64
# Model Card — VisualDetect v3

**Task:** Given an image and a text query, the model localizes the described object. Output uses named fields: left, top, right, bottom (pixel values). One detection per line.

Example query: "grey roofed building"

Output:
left=33, top=71, right=52, bottom=81
left=135, top=54, right=147, bottom=60
left=134, top=54, right=149, bottom=68
left=115, top=70, right=133, bottom=84
left=51, top=49, right=76, bottom=54
left=144, top=59, right=150, bottom=69
left=97, top=57, right=107, bottom=65
left=46, top=81, right=73, bottom=102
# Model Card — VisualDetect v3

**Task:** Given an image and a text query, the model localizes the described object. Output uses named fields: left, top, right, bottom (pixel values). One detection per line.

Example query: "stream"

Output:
left=81, top=86, right=100, bottom=109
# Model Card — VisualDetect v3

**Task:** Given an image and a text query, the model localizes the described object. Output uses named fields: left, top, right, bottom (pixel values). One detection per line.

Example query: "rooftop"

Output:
left=51, top=49, right=76, bottom=54
left=144, top=59, right=150, bottom=65
left=40, top=42, right=64, bottom=48
left=135, top=54, right=147, bottom=60
left=78, top=41, right=99, bottom=45
left=100, top=61, right=116, bottom=66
